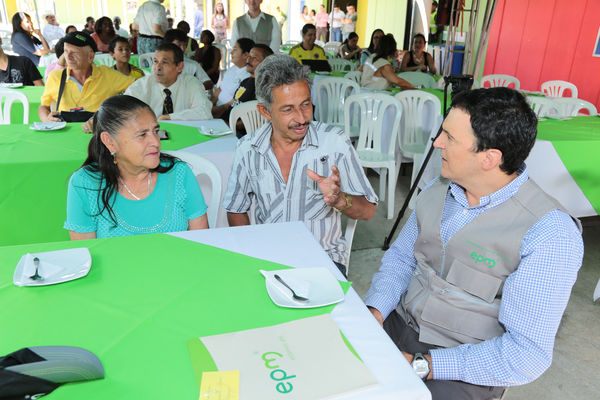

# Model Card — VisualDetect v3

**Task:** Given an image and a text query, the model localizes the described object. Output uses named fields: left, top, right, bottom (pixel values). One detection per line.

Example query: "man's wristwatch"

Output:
left=411, top=353, right=430, bottom=380
left=333, top=193, right=352, bottom=212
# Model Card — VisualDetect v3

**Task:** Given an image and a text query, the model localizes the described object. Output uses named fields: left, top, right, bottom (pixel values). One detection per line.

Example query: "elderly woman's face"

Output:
left=110, top=109, right=161, bottom=171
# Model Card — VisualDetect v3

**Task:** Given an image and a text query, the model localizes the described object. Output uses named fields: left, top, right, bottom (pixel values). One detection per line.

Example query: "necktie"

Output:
left=162, top=88, right=173, bottom=115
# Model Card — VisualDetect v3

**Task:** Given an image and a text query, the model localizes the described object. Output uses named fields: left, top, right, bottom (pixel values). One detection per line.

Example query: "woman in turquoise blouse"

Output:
left=65, top=95, right=208, bottom=239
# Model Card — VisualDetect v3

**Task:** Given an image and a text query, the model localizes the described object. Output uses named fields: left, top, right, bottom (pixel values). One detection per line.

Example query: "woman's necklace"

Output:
left=413, top=51, right=424, bottom=64
left=119, top=172, right=152, bottom=201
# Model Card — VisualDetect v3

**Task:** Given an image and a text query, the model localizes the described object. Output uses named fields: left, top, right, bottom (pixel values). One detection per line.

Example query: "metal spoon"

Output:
left=29, top=257, right=42, bottom=281
left=274, top=274, right=308, bottom=302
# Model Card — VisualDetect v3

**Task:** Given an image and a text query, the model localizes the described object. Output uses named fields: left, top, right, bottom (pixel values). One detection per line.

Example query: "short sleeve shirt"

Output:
left=0, top=55, right=42, bottom=85
left=222, top=121, right=378, bottom=265
left=134, top=0, right=168, bottom=36
left=11, top=32, right=42, bottom=65
left=289, top=44, right=327, bottom=62
left=65, top=161, right=207, bottom=237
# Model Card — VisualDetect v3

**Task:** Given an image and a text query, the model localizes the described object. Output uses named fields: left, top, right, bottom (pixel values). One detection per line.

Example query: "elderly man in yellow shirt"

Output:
left=39, top=31, right=135, bottom=131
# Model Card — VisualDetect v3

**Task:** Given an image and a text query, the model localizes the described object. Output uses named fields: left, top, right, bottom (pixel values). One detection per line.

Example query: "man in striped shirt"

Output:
left=222, top=54, right=377, bottom=276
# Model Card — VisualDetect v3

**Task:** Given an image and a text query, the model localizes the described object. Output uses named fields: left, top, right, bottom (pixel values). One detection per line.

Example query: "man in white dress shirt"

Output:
left=132, top=0, right=168, bottom=55
left=163, top=28, right=213, bottom=90
left=42, top=13, right=64, bottom=48
left=213, top=38, right=254, bottom=105
left=113, top=16, right=130, bottom=38
left=125, top=43, right=211, bottom=121
left=231, top=0, right=281, bottom=53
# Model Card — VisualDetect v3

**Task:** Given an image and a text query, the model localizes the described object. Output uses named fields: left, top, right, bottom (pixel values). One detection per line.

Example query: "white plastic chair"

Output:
left=553, top=97, right=598, bottom=117
left=315, top=40, right=325, bottom=48
left=163, top=151, right=222, bottom=228
left=221, top=39, right=232, bottom=68
left=284, top=40, right=300, bottom=45
left=94, top=53, right=116, bottom=67
left=541, top=80, right=578, bottom=98
left=525, top=96, right=561, bottom=118
left=481, top=74, right=520, bottom=90
left=328, top=58, right=355, bottom=72
left=324, top=41, right=342, bottom=55
left=0, top=88, right=29, bottom=124
left=345, top=92, right=403, bottom=219
left=138, top=52, right=154, bottom=68
left=315, top=77, right=360, bottom=135
left=397, top=71, right=436, bottom=88
left=409, top=114, right=443, bottom=209
left=344, top=70, right=362, bottom=85
left=228, top=100, right=267, bottom=136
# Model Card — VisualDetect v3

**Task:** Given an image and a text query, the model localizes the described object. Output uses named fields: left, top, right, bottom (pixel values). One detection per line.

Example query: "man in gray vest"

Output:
left=365, top=87, right=583, bottom=399
left=231, top=0, right=281, bottom=54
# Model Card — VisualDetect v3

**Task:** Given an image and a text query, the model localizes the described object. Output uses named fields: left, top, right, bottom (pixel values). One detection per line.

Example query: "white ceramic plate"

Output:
left=13, top=248, right=92, bottom=287
left=0, top=83, right=24, bottom=88
left=260, top=267, right=345, bottom=309
left=30, top=121, right=67, bottom=131
left=198, top=126, right=233, bottom=137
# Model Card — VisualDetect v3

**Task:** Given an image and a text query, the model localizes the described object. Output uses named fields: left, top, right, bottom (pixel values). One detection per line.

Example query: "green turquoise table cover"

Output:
left=0, top=123, right=213, bottom=246
left=536, top=116, right=600, bottom=214
left=0, top=233, right=350, bottom=399
left=9, top=85, right=44, bottom=123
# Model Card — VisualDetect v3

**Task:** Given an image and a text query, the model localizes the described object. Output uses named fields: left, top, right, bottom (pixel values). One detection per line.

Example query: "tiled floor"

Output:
left=348, top=169, right=600, bottom=399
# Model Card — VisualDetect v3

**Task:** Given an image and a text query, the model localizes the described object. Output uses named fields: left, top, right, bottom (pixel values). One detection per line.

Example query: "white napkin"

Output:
left=23, top=253, right=63, bottom=280
left=260, top=270, right=311, bottom=300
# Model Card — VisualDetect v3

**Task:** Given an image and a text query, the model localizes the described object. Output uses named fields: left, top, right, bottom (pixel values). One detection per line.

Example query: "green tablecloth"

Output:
left=537, top=116, right=600, bottom=213
left=384, top=87, right=450, bottom=114
left=310, top=70, right=348, bottom=79
left=0, top=123, right=213, bottom=246
left=129, top=54, right=139, bottom=68
left=9, top=86, right=45, bottom=123
left=0, top=233, right=350, bottom=399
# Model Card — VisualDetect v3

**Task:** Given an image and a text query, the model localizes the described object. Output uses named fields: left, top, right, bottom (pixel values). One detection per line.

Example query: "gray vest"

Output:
left=397, top=177, right=580, bottom=348
left=235, top=13, right=275, bottom=46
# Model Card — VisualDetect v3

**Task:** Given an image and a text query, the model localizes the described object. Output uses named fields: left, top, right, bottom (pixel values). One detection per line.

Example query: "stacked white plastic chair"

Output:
left=344, top=70, right=362, bottom=85
left=481, top=74, right=520, bottom=89
left=228, top=100, right=267, bottom=136
left=323, top=41, right=342, bottom=55
left=94, top=53, right=116, bottom=67
left=553, top=98, right=597, bottom=117
left=0, top=88, right=29, bottom=124
left=315, top=77, right=360, bottom=135
left=397, top=71, right=436, bottom=88
left=394, top=91, right=442, bottom=207
left=541, top=80, right=578, bottom=98
left=327, top=58, right=355, bottom=73
left=163, top=151, right=222, bottom=228
left=525, top=96, right=561, bottom=118
left=345, top=92, right=403, bottom=219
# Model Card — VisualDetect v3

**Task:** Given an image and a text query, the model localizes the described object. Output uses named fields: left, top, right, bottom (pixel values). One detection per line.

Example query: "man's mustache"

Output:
left=289, top=121, right=310, bottom=129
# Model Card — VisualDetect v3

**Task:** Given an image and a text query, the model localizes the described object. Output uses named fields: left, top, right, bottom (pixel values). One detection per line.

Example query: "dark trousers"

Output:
left=316, top=27, right=327, bottom=42
left=383, top=311, right=507, bottom=400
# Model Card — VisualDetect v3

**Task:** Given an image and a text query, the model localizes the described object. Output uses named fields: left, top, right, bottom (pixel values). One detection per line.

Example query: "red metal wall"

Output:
left=484, top=0, right=600, bottom=109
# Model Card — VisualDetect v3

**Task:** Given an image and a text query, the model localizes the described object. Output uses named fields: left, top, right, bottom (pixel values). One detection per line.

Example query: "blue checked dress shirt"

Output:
left=365, top=166, right=584, bottom=386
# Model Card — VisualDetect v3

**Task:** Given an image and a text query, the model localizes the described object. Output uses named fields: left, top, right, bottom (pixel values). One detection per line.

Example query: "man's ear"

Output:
left=256, top=102, right=272, bottom=121
left=480, top=148, right=503, bottom=171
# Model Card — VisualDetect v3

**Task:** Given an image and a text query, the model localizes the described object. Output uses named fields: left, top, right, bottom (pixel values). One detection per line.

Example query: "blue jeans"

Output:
left=332, top=27, right=342, bottom=42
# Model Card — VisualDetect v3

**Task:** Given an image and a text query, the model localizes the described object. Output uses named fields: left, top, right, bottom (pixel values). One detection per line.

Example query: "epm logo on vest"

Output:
left=470, top=252, right=495, bottom=268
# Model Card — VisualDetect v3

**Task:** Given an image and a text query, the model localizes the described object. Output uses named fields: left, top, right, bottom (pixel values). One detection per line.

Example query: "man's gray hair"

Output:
left=255, top=54, right=312, bottom=111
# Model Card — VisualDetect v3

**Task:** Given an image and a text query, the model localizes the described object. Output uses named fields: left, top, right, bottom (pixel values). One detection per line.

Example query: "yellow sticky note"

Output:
left=199, top=370, right=239, bottom=400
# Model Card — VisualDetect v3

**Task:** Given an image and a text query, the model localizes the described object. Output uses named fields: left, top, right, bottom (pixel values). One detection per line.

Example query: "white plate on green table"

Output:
left=30, top=121, right=67, bottom=131
left=260, top=267, right=345, bottom=308
left=198, top=125, right=233, bottom=137
left=0, top=82, right=24, bottom=88
left=13, top=248, right=92, bottom=286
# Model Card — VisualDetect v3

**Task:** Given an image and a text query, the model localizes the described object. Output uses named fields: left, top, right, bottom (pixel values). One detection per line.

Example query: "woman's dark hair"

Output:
left=65, top=25, right=77, bottom=34
left=451, top=87, right=538, bottom=174
left=55, top=37, right=66, bottom=58
left=367, top=29, right=384, bottom=53
left=176, top=20, right=191, bottom=34
left=412, top=33, right=426, bottom=45
left=201, top=29, right=215, bottom=44
left=237, top=38, right=255, bottom=54
left=342, top=31, right=358, bottom=46
left=373, top=34, right=396, bottom=62
left=301, top=24, right=316, bottom=36
left=94, top=16, right=113, bottom=35
left=82, top=95, right=178, bottom=225
left=12, top=13, right=42, bottom=45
